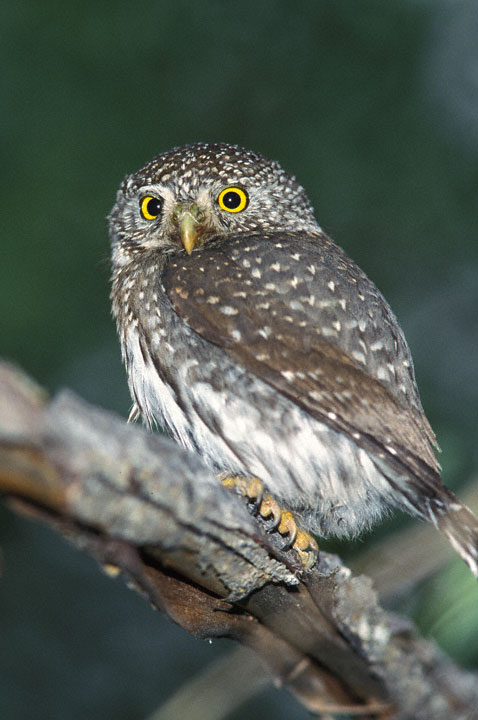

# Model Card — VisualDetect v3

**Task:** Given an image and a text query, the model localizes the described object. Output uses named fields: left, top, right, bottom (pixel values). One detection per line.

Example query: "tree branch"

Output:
left=0, top=360, right=477, bottom=719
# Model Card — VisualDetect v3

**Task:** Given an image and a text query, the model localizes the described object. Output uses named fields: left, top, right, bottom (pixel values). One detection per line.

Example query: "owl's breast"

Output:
left=116, top=267, right=398, bottom=539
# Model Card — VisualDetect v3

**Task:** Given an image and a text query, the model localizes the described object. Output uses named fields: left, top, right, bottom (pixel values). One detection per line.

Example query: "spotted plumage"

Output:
left=110, top=142, right=478, bottom=575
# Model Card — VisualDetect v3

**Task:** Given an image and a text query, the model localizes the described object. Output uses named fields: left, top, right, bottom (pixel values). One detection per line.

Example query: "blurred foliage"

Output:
left=1, top=1, right=477, bottom=718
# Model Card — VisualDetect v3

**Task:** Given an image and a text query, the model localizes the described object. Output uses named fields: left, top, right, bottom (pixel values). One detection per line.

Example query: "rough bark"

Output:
left=0, top=361, right=477, bottom=719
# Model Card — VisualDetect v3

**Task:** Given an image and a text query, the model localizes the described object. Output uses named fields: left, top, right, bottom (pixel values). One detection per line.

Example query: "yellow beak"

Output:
left=178, top=213, right=200, bottom=255
left=172, top=203, right=204, bottom=255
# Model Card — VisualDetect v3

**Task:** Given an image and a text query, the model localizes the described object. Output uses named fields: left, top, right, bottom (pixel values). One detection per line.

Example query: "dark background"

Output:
left=1, top=2, right=478, bottom=718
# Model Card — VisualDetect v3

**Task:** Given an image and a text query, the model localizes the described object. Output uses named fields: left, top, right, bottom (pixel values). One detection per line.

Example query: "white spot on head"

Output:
left=220, top=305, right=239, bottom=315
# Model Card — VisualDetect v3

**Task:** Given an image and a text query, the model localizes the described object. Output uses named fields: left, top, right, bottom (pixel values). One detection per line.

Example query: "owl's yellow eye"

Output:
left=140, top=196, right=163, bottom=220
left=217, top=187, right=248, bottom=213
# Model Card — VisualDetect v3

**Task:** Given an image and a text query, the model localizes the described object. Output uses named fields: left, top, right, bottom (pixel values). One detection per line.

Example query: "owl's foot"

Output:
left=220, top=474, right=319, bottom=571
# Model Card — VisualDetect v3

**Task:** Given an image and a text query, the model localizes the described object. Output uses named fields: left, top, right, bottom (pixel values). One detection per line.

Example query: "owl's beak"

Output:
left=172, top=203, right=204, bottom=255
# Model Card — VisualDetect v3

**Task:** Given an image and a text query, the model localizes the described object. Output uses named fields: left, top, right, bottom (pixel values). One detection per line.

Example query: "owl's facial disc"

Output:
left=171, top=202, right=206, bottom=255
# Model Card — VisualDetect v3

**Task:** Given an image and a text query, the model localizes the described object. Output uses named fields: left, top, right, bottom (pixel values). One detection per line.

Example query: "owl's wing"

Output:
left=162, top=231, right=441, bottom=494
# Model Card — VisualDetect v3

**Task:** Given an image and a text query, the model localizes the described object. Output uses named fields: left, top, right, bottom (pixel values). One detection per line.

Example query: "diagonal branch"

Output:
left=0, top=360, right=477, bottom=719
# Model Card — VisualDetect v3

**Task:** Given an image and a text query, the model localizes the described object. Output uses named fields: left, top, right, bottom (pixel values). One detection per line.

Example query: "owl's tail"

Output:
left=428, top=487, right=478, bottom=577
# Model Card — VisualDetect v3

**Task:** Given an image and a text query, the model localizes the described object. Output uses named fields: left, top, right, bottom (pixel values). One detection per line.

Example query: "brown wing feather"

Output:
left=162, top=233, right=441, bottom=488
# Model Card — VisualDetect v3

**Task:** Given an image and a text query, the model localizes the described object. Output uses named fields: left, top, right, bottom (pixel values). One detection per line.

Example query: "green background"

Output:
left=1, top=1, right=478, bottom=718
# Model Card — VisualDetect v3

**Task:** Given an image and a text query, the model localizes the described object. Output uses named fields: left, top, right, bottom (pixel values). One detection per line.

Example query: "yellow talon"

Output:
left=220, top=474, right=263, bottom=504
left=259, top=494, right=282, bottom=527
left=244, top=476, right=264, bottom=503
left=277, top=511, right=298, bottom=546
left=219, top=473, right=319, bottom=571
left=294, top=530, right=319, bottom=571
left=221, top=475, right=236, bottom=490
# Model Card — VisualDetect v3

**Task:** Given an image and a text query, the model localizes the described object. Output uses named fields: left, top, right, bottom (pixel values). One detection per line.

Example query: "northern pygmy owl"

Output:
left=110, top=142, right=478, bottom=575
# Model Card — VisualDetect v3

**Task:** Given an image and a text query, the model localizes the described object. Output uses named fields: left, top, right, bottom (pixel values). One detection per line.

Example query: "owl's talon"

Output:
left=220, top=474, right=263, bottom=505
left=293, top=529, right=319, bottom=571
left=221, top=474, right=240, bottom=492
left=244, top=476, right=264, bottom=505
left=259, top=494, right=282, bottom=528
left=220, top=474, right=319, bottom=571
left=277, top=510, right=298, bottom=548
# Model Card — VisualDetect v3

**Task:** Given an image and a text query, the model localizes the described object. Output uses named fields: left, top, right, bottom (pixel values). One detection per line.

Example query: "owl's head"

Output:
left=109, top=143, right=320, bottom=267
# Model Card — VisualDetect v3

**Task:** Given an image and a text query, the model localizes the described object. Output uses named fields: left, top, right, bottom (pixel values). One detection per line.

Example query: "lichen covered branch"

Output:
left=0, top=361, right=476, bottom=719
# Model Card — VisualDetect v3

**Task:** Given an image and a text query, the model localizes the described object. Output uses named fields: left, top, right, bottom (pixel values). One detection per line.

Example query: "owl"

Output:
left=110, top=142, right=478, bottom=575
